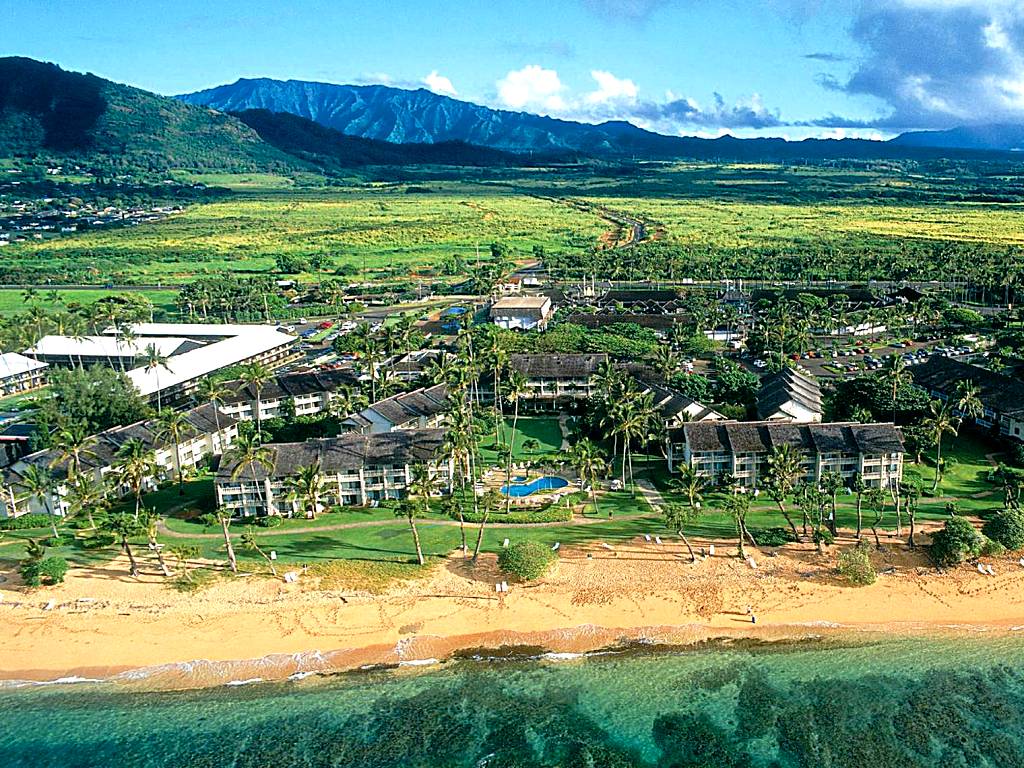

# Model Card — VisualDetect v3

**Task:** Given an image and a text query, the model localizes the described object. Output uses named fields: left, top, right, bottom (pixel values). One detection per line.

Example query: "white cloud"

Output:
left=496, top=65, right=566, bottom=111
left=586, top=70, right=638, bottom=104
left=422, top=70, right=457, bottom=97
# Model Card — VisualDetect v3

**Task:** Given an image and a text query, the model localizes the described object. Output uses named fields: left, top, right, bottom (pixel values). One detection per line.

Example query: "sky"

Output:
left=7, top=0, right=1024, bottom=139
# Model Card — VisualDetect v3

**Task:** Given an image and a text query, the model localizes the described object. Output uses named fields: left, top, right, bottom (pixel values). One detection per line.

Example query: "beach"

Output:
left=4, top=532, right=1024, bottom=688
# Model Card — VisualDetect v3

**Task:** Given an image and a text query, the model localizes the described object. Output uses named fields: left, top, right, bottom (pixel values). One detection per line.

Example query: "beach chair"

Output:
left=503, top=538, right=510, bottom=548
left=644, top=534, right=652, bottom=542
left=552, top=542, right=560, bottom=551
left=600, top=542, right=613, bottom=551
left=495, top=583, right=502, bottom=593
left=501, top=581, right=509, bottom=592
left=987, top=564, right=996, bottom=576
left=747, top=557, right=758, bottom=570
left=709, top=544, right=716, bottom=556
left=655, top=536, right=663, bottom=545
left=978, top=563, right=987, bottom=574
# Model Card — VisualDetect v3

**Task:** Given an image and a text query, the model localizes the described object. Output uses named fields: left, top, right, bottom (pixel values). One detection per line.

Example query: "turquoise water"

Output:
left=3, top=636, right=1024, bottom=767
left=501, top=476, right=569, bottom=497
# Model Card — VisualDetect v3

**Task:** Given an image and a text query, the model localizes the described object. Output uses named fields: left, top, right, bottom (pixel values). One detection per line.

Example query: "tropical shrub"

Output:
left=837, top=542, right=876, bottom=586
left=982, top=508, right=1024, bottom=551
left=498, top=540, right=557, bottom=581
left=463, top=506, right=571, bottom=524
left=0, top=514, right=56, bottom=531
left=21, top=556, right=68, bottom=587
left=748, top=527, right=794, bottom=548
left=930, top=515, right=983, bottom=566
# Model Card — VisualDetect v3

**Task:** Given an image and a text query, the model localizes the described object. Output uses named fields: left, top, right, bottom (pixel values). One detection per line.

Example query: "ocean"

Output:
left=3, top=634, right=1024, bottom=767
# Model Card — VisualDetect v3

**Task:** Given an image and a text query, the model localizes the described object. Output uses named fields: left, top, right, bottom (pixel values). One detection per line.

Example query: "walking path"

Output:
left=635, top=479, right=666, bottom=514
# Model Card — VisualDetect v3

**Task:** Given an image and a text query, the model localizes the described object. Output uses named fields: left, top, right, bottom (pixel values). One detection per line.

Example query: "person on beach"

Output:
left=751, top=614, right=757, bottom=624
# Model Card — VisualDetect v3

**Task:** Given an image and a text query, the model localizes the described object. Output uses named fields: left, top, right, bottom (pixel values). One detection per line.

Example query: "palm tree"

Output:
left=241, top=526, right=277, bottom=575
left=153, top=409, right=194, bottom=496
left=724, top=491, right=753, bottom=559
left=819, top=468, right=844, bottom=536
left=20, top=464, right=60, bottom=539
left=49, top=424, right=97, bottom=486
left=103, top=512, right=146, bottom=577
left=204, top=507, right=239, bottom=573
left=115, top=438, right=158, bottom=520
left=502, top=371, right=528, bottom=514
left=673, top=463, right=707, bottom=511
left=239, top=362, right=273, bottom=438
left=397, top=463, right=437, bottom=566
left=881, top=356, right=909, bottom=423
left=142, top=343, right=173, bottom=413
left=327, top=384, right=368, bottom=422
left=570, top=438, right=608, bottom=517
left=651, top=344, right=681, bottom=383
left=224, top=433, right=275, bottom=515
left=953, top=380, right=983, bottom=423
left=483, top=332, right=508, bottom=443
left=663, top=502, right=700, bottom=562
left=472, top=489, right=502, bottom=562
left=443, top=407, right=473, bottom=554
left=66, top=473, right=109, bottom=530
left=763, top=444, right=803, bottom=540
left=850, top=472, right=867, bottom=539
left=194, top=378, right=233, bottom=451
left=865, top=487, right=887, bottom=547
left=286, top=460, right=324, bottom=519
left=923, top=400, right=960, bottom=492
left=144, top=511, right=172, bottom=577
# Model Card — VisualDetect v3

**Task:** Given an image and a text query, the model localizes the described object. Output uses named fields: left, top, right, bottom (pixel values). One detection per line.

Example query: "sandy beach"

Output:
left=4, top=531, right=1024, bottom=689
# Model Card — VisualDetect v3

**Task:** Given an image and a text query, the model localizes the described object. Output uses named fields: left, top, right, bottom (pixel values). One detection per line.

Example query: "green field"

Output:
left=0, top=288, right=181, bottom=318
left=4, top=184, right=607, bottom=283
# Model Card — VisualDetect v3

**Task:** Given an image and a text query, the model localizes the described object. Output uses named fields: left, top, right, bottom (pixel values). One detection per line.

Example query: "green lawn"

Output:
left=479, top=416, right=564, bottom=466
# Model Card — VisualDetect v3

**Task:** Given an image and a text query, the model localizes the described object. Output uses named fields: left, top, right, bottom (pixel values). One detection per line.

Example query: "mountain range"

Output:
left=4, top=57, right=1024, bottom=178
left=179, top=77, right=1024, bottom=157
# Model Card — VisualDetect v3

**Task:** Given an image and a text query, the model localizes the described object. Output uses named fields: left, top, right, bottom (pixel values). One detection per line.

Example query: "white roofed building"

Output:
left=0, top=353, right=48, bottom=397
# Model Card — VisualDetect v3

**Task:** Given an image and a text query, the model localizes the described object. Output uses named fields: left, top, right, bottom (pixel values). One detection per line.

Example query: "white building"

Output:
left=342, top=384, right=449, bottom=434
left=2, top=403, right=239, bottom=517
left=0, top=352, right=48, bottom=397
left=756, top=368, right=823, bottom=423
left=490, top=296, right=553, bottom=331
left=215, top=429, right=451, bottom=516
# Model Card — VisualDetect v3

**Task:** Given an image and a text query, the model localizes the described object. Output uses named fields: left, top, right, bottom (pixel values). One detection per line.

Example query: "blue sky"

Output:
left=8, top=0, right=1024, bottom=138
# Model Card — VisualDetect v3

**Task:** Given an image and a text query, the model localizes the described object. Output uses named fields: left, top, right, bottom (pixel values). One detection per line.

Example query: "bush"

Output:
left=837, top=542, right=876, bottom=586
left=21, top=556, right=68, bottom=587
left=930, top=515, right=984, bottom=567
left=80, top=532, right=116, bottom=549
left=980, top=537, right=1006, bottom=557
left=982, top=508, right=1024, bottom=551
left=462, top=506, right=571, bottom=524
left=498, top=540, right=557, bottom=581
left=0, top=514, right=55, bottom=531
left=748, top=527, right=794, bottom=548
left=813, top=528, right=836, bottom=546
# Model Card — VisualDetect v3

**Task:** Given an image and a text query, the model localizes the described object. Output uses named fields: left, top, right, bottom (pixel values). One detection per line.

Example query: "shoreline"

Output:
left=5, top=537, right=1024, bottom=691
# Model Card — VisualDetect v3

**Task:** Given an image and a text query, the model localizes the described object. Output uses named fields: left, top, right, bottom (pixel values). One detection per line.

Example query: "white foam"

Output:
left=225, top=678, right=264, bottom=686
left=398, top=658, right=439, bottom=667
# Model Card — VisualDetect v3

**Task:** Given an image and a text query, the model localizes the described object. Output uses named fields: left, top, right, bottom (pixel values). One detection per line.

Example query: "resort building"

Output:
left=508, top=353, right=608, bottom=410
left=26, top=335, right=191, bottom=369
left=0, top=352, right=48, bottom=396
left=215, top=429, right=451, bottom=516
left=756, top=368, right=823, bottom=423
left=912, top=356, right=1024, bottom=440
left=219, top=369, right=359, bottom=423
left=2, top=403, right=239, bottom=517
left=489, top=296, right=553, bottom=331
left=25, top=323, right=299, bottom=405
left=342, top=384, right=449, bottom=434
left=672, top=420, right=904, bottom=489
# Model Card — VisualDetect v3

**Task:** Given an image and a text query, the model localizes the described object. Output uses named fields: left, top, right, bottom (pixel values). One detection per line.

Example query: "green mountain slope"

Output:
left=0, top=57, right=304, bottom=173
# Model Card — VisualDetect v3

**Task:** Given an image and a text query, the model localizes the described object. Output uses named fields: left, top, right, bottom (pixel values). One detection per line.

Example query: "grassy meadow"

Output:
left=4, top=183, right=607, bottom=283
left=0, top=289, right=181, bottom=317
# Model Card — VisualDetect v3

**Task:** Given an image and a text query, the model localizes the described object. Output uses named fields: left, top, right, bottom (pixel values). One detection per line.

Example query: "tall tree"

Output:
left=223, top=433, right=275, bottom=514
left=194, top=378, right=232, bottom=449
left=285, top=460, right=324, bottom=519
left=142, top=343, right=173, bottom=413
left=152, top=409, right=194, bottom=496
left=502, top=370, right=528, bottom=514
left=20, top=465, right=60, bottom=539
left=763, top=444, right=803, bottom=540
left=923, top=400, right=960, bottom=492
left=241, top=526, right=277, bottom=575
left=663, top=502, right=700, bottom=562
left=570, top=438, right=609, bottom=517
left=114, top=438, right=158, bottom=520
left=103, top=512, right=145, bottom=577
left=239, top=362, right=273, bottom=439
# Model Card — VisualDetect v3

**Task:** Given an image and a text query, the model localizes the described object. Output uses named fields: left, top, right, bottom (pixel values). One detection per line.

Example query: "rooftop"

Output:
left=218, top=428, right=447, bottom=480
left=26, top=335, right=189, bottom=359
left=683, top=420, right=904, bottom=456
left=0, top=352, right=48, bottom=377
left=509, top=353, right=608, bottom=379
left=912, top=356, right=1024, bottom=416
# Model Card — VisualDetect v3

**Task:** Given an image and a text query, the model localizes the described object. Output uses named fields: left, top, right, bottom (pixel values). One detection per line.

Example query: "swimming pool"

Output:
left=500, top=476, right=569, bottom=497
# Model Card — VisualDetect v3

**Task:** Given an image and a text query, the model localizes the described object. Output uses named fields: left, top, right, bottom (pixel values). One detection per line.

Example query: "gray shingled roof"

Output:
left=218, top=428, right=447, bottom=480
left=912, top=356, right=1024, bottom=417
left=757, top=368, right=823, bottom=420
left=509, top=353, right=608, bottom=378
left=222, top=369, right=358, bottom=405
left=683, top=420, right=903, bottom=456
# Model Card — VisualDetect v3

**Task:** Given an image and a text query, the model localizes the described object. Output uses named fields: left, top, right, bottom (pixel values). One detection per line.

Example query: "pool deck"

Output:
left=479, top=467, right=579, bottom=506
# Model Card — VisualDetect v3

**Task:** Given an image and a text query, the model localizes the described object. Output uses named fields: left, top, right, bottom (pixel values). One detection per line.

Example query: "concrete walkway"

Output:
left=635, top=479, right=667, bottom=514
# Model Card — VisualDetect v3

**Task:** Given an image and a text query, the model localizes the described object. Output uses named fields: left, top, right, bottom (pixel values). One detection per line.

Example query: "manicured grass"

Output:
left=479, top=416, right=564, bottom=466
